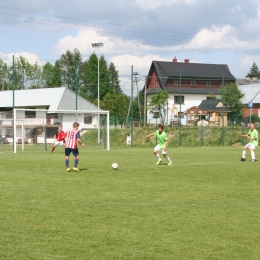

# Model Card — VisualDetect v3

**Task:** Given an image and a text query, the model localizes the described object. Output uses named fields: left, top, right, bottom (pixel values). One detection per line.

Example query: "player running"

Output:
left=240, top=123, right=258, bottom=162
left=51, top=125, right=65, bottom=153
left=64, top=122, right=84, bottom=172
left=146, top=124, right=172, bottom=165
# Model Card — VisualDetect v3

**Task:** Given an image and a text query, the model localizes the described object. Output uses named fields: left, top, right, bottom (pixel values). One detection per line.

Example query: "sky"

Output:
left=0, top=0, right=260, bottom=96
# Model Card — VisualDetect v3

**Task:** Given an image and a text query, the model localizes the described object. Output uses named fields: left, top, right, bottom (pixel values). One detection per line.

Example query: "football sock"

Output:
left=65, top=159, right=69, bottom=168
left=242, top=150, right=246, bottom=158
left=74, top=159, right=78, bottom=167
left=155, top=153, right=161, bottom=161
left=251, top=151, right=255, bottom=160
left=165, top=156, right=172, bottom=162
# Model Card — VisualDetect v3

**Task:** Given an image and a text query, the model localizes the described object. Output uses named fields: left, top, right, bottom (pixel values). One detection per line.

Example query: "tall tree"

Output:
left=108, top=62, right=121, bottom=93
left=147, top=90, right=169, bottom=124
left=42, top=62, right=61, bottom=87
left=222, top=82, right=245, bottom=121
left=133, top=90, right=144, bottom=121
left=57, top=49, right=83, bottom=91
left=246, top=62, right=260, bottom=78
left=0, top=58, right=11, bottom=91
left=82, top=54, right=113, bottom=102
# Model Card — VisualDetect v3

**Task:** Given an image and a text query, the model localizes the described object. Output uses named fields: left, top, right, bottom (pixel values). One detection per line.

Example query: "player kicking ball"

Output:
left=146, top=124, right=172, bottom=165
left=52, top=125, right=65, bottom=153
left=64, top=122, right=84, bottom=172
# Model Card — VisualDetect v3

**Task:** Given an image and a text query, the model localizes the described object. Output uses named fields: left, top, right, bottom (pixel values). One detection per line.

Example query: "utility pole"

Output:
left=144, top=76, right=147, bottom=125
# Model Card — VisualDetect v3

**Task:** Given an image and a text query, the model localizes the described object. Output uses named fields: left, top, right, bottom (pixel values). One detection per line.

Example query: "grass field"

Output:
left=1, top=145, right=260, bottom=259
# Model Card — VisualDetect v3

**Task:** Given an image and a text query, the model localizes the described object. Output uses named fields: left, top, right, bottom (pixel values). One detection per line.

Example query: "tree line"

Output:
left=0, top=49, right=144, bottom=121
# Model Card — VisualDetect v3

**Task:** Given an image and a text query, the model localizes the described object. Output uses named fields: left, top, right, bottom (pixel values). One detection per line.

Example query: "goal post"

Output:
left=13, top=108, right=110, bottom=153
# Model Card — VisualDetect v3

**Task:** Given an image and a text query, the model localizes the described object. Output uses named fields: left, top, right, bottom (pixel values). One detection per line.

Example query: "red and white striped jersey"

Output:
left=65, top=129, right=80, bottom=149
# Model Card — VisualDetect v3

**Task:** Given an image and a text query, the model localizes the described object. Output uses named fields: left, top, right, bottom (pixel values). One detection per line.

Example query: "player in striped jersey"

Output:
left=64, top=122, right=85, bottom=172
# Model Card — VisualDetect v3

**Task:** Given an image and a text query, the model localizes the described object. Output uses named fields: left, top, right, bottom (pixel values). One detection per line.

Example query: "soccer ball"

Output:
left=112, top=163, right=118, bottom=170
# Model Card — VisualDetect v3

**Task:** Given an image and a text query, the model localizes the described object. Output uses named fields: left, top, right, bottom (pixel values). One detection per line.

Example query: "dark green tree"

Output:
left=57, top=49, right=83, bottom=91
left=108, top=62, right=121, bottom=93
left=222, top=82, right=245, bottom=121
left=147, top=90, right=169, bottom=124
left=133, top=90, right=144, bottom=121
left=246, top=62, right=260, bottom=78
left=42, top=62, right=61, bottom=87
left=102, top=92, right=117, bottom=116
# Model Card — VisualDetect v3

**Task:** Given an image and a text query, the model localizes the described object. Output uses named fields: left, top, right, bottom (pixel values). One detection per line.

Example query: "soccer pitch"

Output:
left=1, top=146, right=260, bottom=259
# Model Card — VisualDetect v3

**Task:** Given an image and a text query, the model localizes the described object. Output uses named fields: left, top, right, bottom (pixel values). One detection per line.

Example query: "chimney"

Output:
left=173, top=57, right=178, bottom=63
left=184, top=59, right=190, bottom=63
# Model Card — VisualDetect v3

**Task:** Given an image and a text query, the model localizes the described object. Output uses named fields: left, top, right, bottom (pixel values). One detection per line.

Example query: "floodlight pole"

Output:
left=92, top=42, right=104, bottom=143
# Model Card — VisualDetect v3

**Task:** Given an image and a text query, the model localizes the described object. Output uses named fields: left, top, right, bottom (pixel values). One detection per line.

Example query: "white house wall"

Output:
left=147, top=93, right=213, bottom=125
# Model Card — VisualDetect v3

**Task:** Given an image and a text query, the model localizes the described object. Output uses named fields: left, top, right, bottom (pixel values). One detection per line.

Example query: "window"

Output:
left=0, top=108, right=13, bottom=118
left=174, top=79, right=179, bottom=86
left=191, top=80, right=196, bottom=87
left=5, top=128, right=13, bottom=138
left=206, top=81, right=211, bottom=88
left=174, top=96, right=184, bottom=104
left=84, top=115, right=92, bottom=124
left=25, top=110, right=36, bottom=118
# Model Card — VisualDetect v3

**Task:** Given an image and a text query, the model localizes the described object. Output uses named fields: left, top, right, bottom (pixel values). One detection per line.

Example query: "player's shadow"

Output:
left=78, top=168, right=87, bottom=171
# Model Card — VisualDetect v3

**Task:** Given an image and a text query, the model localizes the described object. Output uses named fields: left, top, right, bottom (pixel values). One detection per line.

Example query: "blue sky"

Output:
left=1, top=0, right=260, bottom=95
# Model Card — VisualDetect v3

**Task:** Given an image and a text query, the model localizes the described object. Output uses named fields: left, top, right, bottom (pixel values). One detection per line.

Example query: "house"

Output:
left=198, top=99, right=230, bottom=126
left=0, top=87, right=102, bottom=144
left=236, top=78, right=260, bottom=119
left=183, top=106, right=208, bottom=126
left=145, top=58, right=236, bottom=124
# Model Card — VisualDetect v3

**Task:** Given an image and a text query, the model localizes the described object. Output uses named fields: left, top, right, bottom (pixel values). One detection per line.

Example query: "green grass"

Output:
left=1, top=146, right=260, bottom=259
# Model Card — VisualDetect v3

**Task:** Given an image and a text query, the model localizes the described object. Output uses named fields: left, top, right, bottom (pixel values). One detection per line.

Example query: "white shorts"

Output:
left=154, top=144, right=167, bottom=155
left=54, top=140, right=64, bottom=146
left=246, top=143, right=256, bottom=150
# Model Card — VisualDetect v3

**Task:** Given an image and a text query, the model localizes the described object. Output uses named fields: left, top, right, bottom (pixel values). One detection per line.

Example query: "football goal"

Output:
left=10, top=108, right=110, bottom=153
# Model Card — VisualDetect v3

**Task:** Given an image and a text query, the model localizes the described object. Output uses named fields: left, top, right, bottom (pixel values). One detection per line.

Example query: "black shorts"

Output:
left=65, top=148, right=79, bottom=157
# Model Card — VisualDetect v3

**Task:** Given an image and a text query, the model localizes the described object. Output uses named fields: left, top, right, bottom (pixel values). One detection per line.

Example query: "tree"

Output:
left=0, top=58, right=11, bottom=91
left=82, top=54, right=117, bottom=102
left=246, top=62, right=260, bottom=78
left=108, top=62, right=121, bottom=93
left=57, top=49, right=83, bottom=90
left=147, top=90, right=169, bottom=124
left=222, top=82, right=245, bottom=121
left=133, top=90, right=144, bottom=121
left=42, top=62, right=61, bottom=87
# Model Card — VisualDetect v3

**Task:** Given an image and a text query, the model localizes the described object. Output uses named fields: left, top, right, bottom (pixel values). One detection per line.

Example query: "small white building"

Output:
left=237, top=78, right=260, bottom=119
left=0, top=87, right=102, bottom=144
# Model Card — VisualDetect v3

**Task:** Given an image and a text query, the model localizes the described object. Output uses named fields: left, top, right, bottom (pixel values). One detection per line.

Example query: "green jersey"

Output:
left=248, top=128, right=259, bottom=146
left=154, top=130, right=168, bottom=148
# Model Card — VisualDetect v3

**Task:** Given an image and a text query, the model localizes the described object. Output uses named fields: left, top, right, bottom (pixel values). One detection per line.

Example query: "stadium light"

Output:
left=91, top=42, right=104, bottom=143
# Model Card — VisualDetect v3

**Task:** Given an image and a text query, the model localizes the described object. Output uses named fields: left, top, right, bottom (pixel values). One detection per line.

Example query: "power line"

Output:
left=0, top=7, right=260, bottom=48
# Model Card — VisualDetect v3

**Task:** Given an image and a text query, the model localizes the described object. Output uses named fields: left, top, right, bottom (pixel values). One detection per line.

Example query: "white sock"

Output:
left=165, top=156, right=171, bottom=163
left=155, top=153, right=161, bottom=161
left=242, top=150, right=246, bottom=158
left=251, top=151, right=255, bottom=160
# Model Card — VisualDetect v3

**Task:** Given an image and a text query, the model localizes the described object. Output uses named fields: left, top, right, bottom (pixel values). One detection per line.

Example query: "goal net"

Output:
left=6, top=108, right=110, bottom=153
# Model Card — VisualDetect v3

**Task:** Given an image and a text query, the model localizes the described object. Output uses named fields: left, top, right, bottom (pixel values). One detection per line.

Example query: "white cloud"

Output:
left=231, top=54, right=260, bottom=78
left=52, top=28, right=109, bottom=56
left=172, top=25, right=260, bottom=51
left=134, top=0, right=198, bottom=9
left=0, top=51, right=44, bottom=66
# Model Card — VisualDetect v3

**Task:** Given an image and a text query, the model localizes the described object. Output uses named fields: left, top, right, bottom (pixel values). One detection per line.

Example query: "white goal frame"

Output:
left=13, top=108, right=110, bottom=153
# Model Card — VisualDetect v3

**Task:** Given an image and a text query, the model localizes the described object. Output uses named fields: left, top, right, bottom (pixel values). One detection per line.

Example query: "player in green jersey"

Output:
left=146, top=124, right=172, bottom=165
left=241, top=123, right=258, bottom=162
